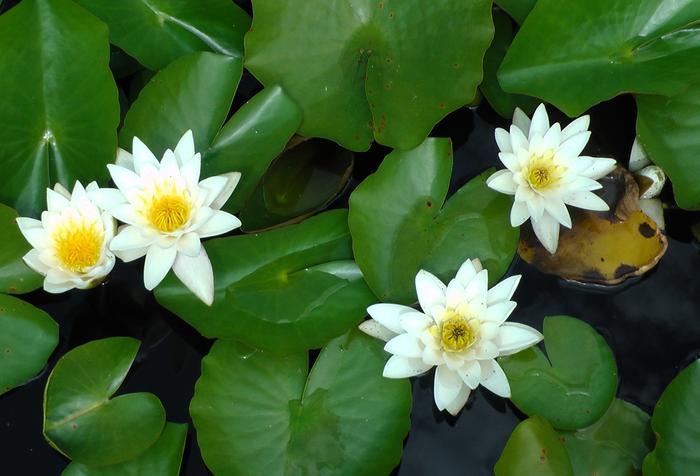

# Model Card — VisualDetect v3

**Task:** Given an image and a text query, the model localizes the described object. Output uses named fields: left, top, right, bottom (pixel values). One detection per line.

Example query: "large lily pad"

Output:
left=72, top=0, right=250, bottom=70
left=44, top=337, right=166, bottom=467
left=500, top=316, right=618, bottom=431
left=348, top=138, right=517, bottom=304
left=120, top=51, right=302, bottom=213
left=190, top=330, right=411, bottom=476
left=0, top=203, right=41, bottom=294
left=245, top=0, right=493, bottom=151
left=495, top=416, right=574, bottom=476
left=499, top=0, right=700, bottom=116
left=62, top=422, right=188, bottom=476
left=0, top=294, right=58, bottom=395
left=0, top=0, right=119, bottom=217
left=155, top=210, right=377, bottom=353
left=643, top=359, right=700, bottom=475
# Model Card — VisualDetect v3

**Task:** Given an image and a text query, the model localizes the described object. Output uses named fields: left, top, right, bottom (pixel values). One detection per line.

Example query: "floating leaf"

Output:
left=499, top=0, right=700, bottom=116
left=245, top=0, right=493, bottom=151
left=494, top=0, right=536, bottom=24
left=501, top=316, right=618, bottom=431
left=44, top=337, right=166, bottom=467
left=0, top=294, right=58, bottom=395
left=0, top=0, right=119, bottom=216
left=0, top=203, right=41, bottom=294
left=348, top=138, right=517, bottom=304
left=155, top=210, right=377, bottom=353
left=119, top=51, right=302, bottom=213
left=72, top=0, right=250, bottom=70
left=643, top=359, right=700, bottom=475
left=191, top=330, right=411, bottom=475
left=62, top=422, right=188, bottom=476
left=239, top=138, right=353, bottom=232
left=560, top=399, right=653, bottom=475
left=495, top=416, right=574, bottom=476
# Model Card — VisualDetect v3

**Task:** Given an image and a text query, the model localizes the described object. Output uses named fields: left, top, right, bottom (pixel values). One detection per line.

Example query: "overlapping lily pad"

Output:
left=348, top=138, right=517, bottom=304
left=72, top=0, right=250, bottom=70
left=119, top=51, right=302, bottom=213
left=0, top=203, right=41, bottom=294
left=44, top=337, right=166, bottom=467
left=0, top=0, right=119, bottom=216
left=494, top=0, right=536, bottom=24
left=155, top=210, right=377, bottom=353
left=500, top=316, right=618, bottom=430
left=0, top=294, right=58, bottom=395
left=190, top=330, right=411, bottom=476
left=245, top=0, right=493, bottom=151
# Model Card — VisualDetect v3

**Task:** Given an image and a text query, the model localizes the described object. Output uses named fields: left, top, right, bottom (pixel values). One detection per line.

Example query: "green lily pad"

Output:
left=643, top=359, right=700, bottom=475
left=191, top=330, right=411, bottom=475
left=44, top=337, right=166, bottom=467
left=155, top=210, right=377, bottom=353
left=244, top=0, right=493, bottom=151
left=0, top=203, right=41, bottom=294
left=637, top=84, right=700, bottom=210
left=499, top=0, right=700, bottom=116
left=119, top=51, right=302, bottom=213
left=494, top=0, right=536, bottom=24
left=500, top=316, right=618, bottom=430
left=495, top=415, right=574, bottom=476
left=72, top=0, right=250, bottom=70
left=0, top=0, right=119, bottom=217
left=239, top=138, right=353, bottom=232
left=348, top=138, right=517, bottom=304
left=560, top=399, right=653, bottom=476
left=62, top=422, right=188, bottom=476
left=0, top=294, right=58, bottom=395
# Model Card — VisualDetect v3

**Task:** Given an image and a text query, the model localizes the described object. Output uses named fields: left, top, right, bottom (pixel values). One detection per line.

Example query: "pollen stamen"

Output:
left=53, top=220, right=104, bottom=273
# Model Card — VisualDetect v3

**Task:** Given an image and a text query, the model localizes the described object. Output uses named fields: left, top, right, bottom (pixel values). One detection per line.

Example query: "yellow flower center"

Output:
left=432, top=309, right=480, bottom=352
left=53, top=220, right=104, bottom=273
left=145, top=180, right=191, bottom=232
left=525, top=150, right=563, bottom=191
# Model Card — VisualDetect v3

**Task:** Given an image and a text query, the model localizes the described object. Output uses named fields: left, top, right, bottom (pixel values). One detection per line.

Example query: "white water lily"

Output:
left=359, top=258, right=542, bottom=416
left=16, top=182, right=116, bottom=293
left=487, top=104, right=617, bottom=254
left=94, top=130, right=241, bottom=306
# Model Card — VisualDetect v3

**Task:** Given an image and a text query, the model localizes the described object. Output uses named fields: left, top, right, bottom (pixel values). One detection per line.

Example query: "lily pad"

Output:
left=495, top=415, right=574, bottom=476
left=155, top=210, right=377, bottom=353
left=494, top=0, right=536, bottom=24
left=499, top=0, right=700, bottom=116
left=72, top=0, right=250, bottom=70
left=190, top=330, right=411, bottom=476
left=244, top=0, right=493, bottom=151
left=0, top=0, right=119, bottom=217
left=500, top=316, right=618, bottom=431
left=348, top=138, right=518, bottom=304
left=119, top=51, right=302, bottom=213
left=0, top=203, right=41, bottom=294
left=44, top=337, right=166, bottom=467
left=643, top=359, right=700, bottom=475
left=560, top=399, right=653, bottom=475
left=62, top=422, right=188, bottom=476
left=0, top=294, right=58, bottom=395
left=239, top=138, right=353, bottom=232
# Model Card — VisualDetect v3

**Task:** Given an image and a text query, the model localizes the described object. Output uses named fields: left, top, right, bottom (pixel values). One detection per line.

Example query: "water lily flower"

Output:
left=16, top=182, right=116, bottom=293
left=359, top=258, right=542, bottom=416
left=94, top=130, right=241, bottom=306
left=487, top=104, right=617, bottom=254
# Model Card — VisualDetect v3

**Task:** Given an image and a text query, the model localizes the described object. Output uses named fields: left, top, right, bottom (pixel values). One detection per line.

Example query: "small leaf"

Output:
left=44, top=337, right=166, bottom=467
left=0, top=294, right=58, bottom=395
left=190, top=330, right=411, bottom=475
left=501, top=316, right=618, bottom=431
left=0, top=203, right=41, bottom=294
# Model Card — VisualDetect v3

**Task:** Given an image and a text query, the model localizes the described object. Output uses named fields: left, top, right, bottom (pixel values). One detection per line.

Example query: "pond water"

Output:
left=1, top=9, right=698, bottom=472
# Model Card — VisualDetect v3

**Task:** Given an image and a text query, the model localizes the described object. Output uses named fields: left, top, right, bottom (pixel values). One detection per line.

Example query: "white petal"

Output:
left=383, top=355, right=432, bottom=379
left=497, top=323, right=544, bottom=356
left=113, top=246, right=149, bottom=263
left=131, top=136, right=159, bottom=174
left=89, top=187, right=126, bottom=210
left=487, top=169, right=517, bottom=195
left=638, top=165, right=666, bottom=199
left=556, top=131, right=591, bottom=160
left=110, top=225, right=154, bottom=251
left=455, top=259, right=479, bottom=287
left=487, top=275, right=521, bottom=305
left=480, top=322, right=500, bottom=341
left=172, top=247, right=214, bottom=306
left=174, top=130, right=195, bottom=164
left=180, top=153, right=201, bottom=190
left=640, top=198, right=665, bottom=230
left=564, top=191, right=609, bottom=211
left=512, top=107, right=531, bottom=137
left=52, top=183, right=71, bottom=199
left=195, top=210, right=241, bottom=238
left=580, top=157, right=617, bottom=179
left=525, top=193, right=545, bottom=221
left=510, top=200, right=530, bottom=227
left=385, top=334, right=423, bottom=358
left=498, top=152, right=520, bottom=171
left=444, top=384, right=471, bottom=416
left=531, top=212, right=560, bottom=254
left=628, top=137, right=649, bottom=172
left=176, top=232, right=201, bottom=257
left=367, top=303, right=416, bottom=334
left=359, top=320, right=397, bottom=342
left=434, top=365, right=463, bottom=411
left=560, top=115, right=590, bottom=142
left=201, top=172, right=242, bottom=210
left=143, top=245, right=178, bottom=290
left=479, top=359, right=511, bottom=398
left=160, top=149, right=180, bottom=176
left=16, top=217, right=46, bottom=249
left=46, top=188, right=71, bottom=212
left=465, top=269, right=488, bottom=303
left=528, top=104, right=550, bottom=141
left=540, top=123, right=561, bottom=152
left=22, top=249, right=50, bottom=275
left=107, top=164, right=141, bottom=195
left=445, top=279, right=466, bottom=309
left=399, top=312, right=433, bottom=334
left=494, top=128, right=512, bottom=153
left=544, top=199, right=572, bottom=228
left=459, top=359, right=482, bottom=389
left=509, top=124, right=529, bottom=152
left=115, top=148, right=134, bottom=170
left=415, top=270, right=446, bottom=316
left=483, top=301, right=517, bottom=325
left=422, top=346, right=444, bottom=366
left=476, top=340, right=499, bottom=359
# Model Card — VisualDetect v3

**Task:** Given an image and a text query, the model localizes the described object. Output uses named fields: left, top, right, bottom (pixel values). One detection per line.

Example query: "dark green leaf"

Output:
left=0, top=294, right=58, bottom=395
left=0, top=0, right=119, bottom=216
left=348, top=138, right=517, bottom=303
left=155, top=210, right=377, bottom=353
left=191, top=330, right=411, bottom=475
left=245, top=0, right=493, bottom=151
left=72, top=0, right=250, bottom=70
left=501, top=316, right=618, bottom=430
left=0, top=203, right=41, bottom=294
left=494, top=0, right=536, bottom=24
left=44, top=337, right=166, bottom=467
